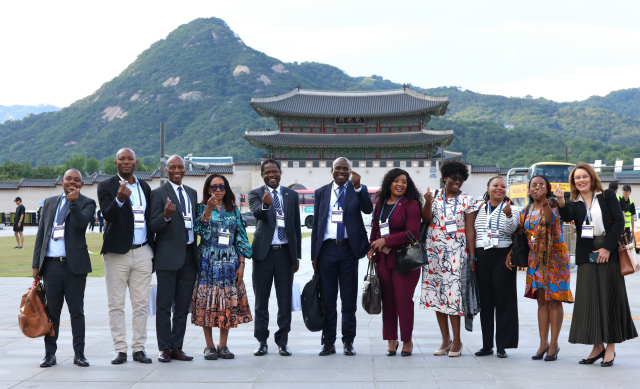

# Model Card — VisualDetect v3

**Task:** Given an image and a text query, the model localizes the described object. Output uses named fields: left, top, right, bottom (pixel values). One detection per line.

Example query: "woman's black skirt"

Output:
left=569, top=242, right=638, bottom=344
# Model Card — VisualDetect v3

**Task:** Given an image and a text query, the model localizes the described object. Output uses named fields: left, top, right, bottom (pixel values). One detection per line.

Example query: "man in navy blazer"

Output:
left=311, top=157, right=373, bottom=356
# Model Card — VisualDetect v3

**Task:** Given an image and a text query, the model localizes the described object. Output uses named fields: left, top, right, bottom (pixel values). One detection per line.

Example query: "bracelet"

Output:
left=239, top=261, right=245, bottom=264
left=469, top=257, right=478, bottom=262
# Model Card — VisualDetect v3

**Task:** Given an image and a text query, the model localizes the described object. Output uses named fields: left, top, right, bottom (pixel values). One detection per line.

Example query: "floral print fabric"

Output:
left=190, top=203, right=254, bottom=328
left=420, top=191, right=478, bottom=315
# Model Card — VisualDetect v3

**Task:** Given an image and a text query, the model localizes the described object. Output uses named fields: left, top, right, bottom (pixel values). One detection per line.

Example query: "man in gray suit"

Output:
left=32, top=169, right=96, bottom=368
left=249, top=159, right=301, bottom=356
left=149, top=155, right=199, bottom=363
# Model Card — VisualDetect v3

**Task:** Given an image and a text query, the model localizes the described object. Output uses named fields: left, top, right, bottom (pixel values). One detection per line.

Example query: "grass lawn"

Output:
left=0, top=232, right=311, bottom=277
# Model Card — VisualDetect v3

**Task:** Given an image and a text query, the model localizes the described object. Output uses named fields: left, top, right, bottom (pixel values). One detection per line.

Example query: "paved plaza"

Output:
left=1, top=234, right=640, bottom=388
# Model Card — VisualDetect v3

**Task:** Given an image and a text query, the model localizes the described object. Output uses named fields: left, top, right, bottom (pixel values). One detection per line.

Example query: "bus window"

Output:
left=533, top=165, right=572, bottom=183
left=298, top=193, right=304, bottom=204
left=303, top=193, right=315, bottom=204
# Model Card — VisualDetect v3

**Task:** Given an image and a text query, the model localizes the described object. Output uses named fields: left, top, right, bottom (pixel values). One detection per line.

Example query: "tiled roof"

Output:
left=234, top=161, right=261, bottom=166
left=499, top=167, right=512, bottom=175
left=470, top=165, right=500, bottom=174
left=598, top=174, right=617, bottom=182
left=20, top=178, right=58, bottom=187
left=0, top=181, right=20, bottom=190
left=250, top=88, right=449, bottom=118
left=184, top=168, right=207, bottom=176
left=207, top=165, right=233, bottom=174
left=244, top=130, right=454, bottom=148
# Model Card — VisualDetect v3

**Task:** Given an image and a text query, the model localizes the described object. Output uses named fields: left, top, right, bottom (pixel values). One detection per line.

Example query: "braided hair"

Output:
left=482, top=176, right=511, bottom=203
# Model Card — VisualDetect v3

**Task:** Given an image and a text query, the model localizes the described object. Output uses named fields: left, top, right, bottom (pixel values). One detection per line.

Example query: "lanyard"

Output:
left=216, top=206, right=228, bottom=229
left=54, top=195, right=66, bottom=226
left=265, top=185, right=284, bottom=215
left=179, top=186, right=191, bottom=215
left=334, top=185, right=345, bottom=209
left=583, top=194, right=595, bottom=225
left=487, top=202, right=504, bottom=231
left=128, top=182, right=143, bottom=207
left=379, top=196, right=404, bottom=224
left=442, top=189, right=459, bottom=220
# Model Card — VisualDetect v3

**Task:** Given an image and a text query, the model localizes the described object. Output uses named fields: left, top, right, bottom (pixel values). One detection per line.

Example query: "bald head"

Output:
left=62, top=168, right=83, bottom=196
left=115, top=148, right=138, bottom=178
left=116, top=148, right=136, bottom=159
left=166, top=155, right=185, bottom=185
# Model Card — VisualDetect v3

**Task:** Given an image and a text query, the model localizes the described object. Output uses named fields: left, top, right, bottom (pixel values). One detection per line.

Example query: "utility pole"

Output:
left=160, top=122, right=166, bottom=185
left=565, top=146, right=568, bottom=163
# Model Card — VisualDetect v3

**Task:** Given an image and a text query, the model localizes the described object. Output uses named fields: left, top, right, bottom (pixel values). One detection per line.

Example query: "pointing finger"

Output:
left=427, top=187, right=431, bottom=192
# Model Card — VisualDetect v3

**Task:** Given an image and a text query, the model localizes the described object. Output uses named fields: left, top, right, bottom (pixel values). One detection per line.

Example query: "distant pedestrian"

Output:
left=608, top=181, right=618, bottom=195
left=97, top=209, right=104, bottom=232
left=14, top=197, right=25, bottom=249
left=618, top=185, right=635, bottom=235
left=89, top=211, right=96, bottom=232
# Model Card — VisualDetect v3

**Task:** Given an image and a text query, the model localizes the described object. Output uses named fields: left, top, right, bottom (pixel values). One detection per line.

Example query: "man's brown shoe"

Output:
left=158, top=349, right=171, bottom=363
left=170, top=348, right=193, bottom=361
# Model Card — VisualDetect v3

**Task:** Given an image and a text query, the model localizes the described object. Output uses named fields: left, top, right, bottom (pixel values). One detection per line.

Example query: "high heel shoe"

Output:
left=386, top=341, right=399, bottom=356
left=579, top=349, right=605, bottom=365
left=434, top=340, right=453, bottom=356
left=448, top=342, right=463, bottom=357
left=544, top=346, right=560, bottom=361
left=401, top=341, right=413, bottom=357
left=601, top=353, right=616, bottom=367
left=531, top=345, right=548, bottom=360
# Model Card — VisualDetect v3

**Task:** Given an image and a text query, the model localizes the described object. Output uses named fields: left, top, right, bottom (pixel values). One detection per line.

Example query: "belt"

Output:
left=429, top=223, right=466, bottom=233
left=46, top=256, right=67, bottom=262
left=131, top=241, right=148, bottom=250
left=270, top=244, right=289, bottom=251
left=325, top=238, right=350, bottom=246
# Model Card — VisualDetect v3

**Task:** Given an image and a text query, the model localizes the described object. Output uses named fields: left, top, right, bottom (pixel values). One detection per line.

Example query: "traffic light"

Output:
left=241, top=194, right=246, bottom=206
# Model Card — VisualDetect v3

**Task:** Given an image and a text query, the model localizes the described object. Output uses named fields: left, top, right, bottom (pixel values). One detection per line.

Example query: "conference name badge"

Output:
left=491, top=231, right=500, bottom=247
left=276, top=215, right=285, bottom=229
left=53, top=225, right=65, bottom=240
left=380, top=222, right=390, bottom=237
left=445, top=220, right=457, bottom=234
left=331, top=210, right=343, bottom=223
left=582, top=225, right=594, bottom=239
left=133, top=208, right=145, bottom=229
left=218, top=228, right=230, bottom=247
left=184, top=216, right=192, bottom=230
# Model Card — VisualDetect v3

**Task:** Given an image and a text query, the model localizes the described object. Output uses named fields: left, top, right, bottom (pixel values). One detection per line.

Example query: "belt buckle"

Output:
left=273, top=244, right=281, bottom=250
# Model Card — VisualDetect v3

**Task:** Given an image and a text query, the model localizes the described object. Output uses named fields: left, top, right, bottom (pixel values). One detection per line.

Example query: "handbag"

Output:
left=603, top=191, right=638, bottom=276
left=395, top=230, right=428, bottom=275
left=19, top=281, right=55, bottom=338
left=361, top=261, right=381, bottom=314
left=147, top=273, right=158, bottom=317
left=511, top=205, right=530, bottom=268
left=301, top=272, right=325, bottom=332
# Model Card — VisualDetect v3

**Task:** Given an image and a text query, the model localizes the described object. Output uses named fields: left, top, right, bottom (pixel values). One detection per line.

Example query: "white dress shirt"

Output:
left=262, top=185, right=288, bottom=245
left=115, top=175, right=148, bottom=245
left=576, top=191, right=605, bottom=236
left=46, top=194, right=68, bottom=257
left=169, top=181, right=194, bottom=244
left=323, top=181, right=362, bottom=241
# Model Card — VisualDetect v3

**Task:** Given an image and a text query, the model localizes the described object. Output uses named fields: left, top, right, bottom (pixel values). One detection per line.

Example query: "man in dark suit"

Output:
left=311, top=157, right=373, bottom=356
left=97, top=209, right=104, bottom=232
left=32, top=169, right=96, bottom=368
left=249, top=159, right=302, bottom=357
left=149, top=155, right=199, bottom=363
left=98, top=148, right=155, bottom=364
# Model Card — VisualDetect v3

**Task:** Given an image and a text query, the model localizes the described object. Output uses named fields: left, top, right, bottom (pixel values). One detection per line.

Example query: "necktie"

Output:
left=56, top=197, right=69, bottom=226
left=337, top=186, right=346, bottom=242
left=272, top=189, right=287, bottom=241
left=178, top=187, right=189, bottom=242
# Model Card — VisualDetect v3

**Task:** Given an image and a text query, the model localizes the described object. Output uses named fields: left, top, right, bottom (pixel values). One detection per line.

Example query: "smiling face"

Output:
left=389, top=174, right=407, bottom=198
left=332, top=158, right=350, bottom=186
left=529, top=176, right=547, bottom=199
left=63, top=169, right=83, bottom=195
left=210, top=176, right=226, bottom=203
left=116, top=148, right=138, bottom=177
left=443, top=175, right=464, bottom=194
left=573, top=168, right=592, bottom=195
left=166, top=156, right=185, bottom=185
left=488, top=177, right=507, bottom=202
left=262, top=162, right=281, bottom=189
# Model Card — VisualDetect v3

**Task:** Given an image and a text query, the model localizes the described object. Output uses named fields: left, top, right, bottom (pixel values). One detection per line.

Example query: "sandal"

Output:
left=204, top=347, right=218, bottom=360
left=217, top=346, right=235, bottom=359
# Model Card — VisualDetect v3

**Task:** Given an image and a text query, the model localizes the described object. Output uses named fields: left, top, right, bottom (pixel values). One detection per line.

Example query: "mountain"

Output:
left=0, top=104, right=59, bottom=124
left=0, top=16, right=639, bottom=168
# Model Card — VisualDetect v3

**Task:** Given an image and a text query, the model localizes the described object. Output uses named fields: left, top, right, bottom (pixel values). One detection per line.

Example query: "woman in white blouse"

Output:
left=473, top=176, right=519, bottom=358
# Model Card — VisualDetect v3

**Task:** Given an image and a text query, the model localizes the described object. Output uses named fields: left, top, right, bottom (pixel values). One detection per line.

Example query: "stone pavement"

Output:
left=1, top=235, right=640, bottom=389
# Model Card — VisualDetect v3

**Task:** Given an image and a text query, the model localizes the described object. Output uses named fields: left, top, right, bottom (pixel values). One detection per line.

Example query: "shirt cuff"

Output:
left=116, top=198, right=124, bottom=208
left=354, top=186, right=362, bottom=193
left=164, top=217, right=171, bottom=222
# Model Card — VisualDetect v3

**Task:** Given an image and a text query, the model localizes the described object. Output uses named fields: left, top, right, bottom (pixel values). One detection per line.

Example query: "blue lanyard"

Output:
left=123, top=180, right=143, bottom=207
left=265, top=185, right=283, bottom=215
left=179, top=187, right=191, bottom=214
left=583, top=194, right=595, bottom=225
left=334, top=186, right=345, bottom=209
left=217, top=206, right=228, bottom=229
left=442, top=189, right=459, bottom=219
left=54, top=195, right=66, bottom=226
left=487, top=202, right=504, bottom=231
left=379, top=196, right=404, bottom=224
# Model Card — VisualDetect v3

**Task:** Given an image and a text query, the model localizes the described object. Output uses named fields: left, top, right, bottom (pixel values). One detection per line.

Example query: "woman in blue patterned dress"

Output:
left=190, top=174, right=253, bottom=360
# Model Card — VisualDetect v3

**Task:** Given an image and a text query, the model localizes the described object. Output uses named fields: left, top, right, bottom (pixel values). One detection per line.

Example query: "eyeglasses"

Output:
left=530, top=183, right=547, bottom=188
left=448, top=176, right=465, bottom=183
left=210, top=185, right=226, bottom=192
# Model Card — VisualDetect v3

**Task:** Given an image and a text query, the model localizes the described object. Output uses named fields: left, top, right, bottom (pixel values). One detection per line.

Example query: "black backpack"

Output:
left=301, top=272, right=325, bottom=332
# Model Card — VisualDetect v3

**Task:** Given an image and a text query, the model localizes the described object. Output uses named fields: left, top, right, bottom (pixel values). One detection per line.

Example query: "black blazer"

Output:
left=311, top=181, right=373, bottom=261
left=249, top=186, right=302, bottom=262
left=149, top=181, right=199, bottom=271
left=558, top=189, right=625, bottom=265
left=97, top=175, right=155, bottom=255
left=32, top=193, right=96, bottom=275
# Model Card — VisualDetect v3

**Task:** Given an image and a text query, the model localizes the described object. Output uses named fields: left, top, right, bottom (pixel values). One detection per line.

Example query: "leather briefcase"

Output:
left=362, top=261, right=381, bottom=314
left=301, top=272, right=325, bottom=332
left=19, top=281, right=55, bottom=338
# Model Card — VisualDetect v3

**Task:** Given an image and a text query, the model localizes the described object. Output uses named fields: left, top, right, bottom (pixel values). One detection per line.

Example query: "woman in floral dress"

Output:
left=190, top=174, right=253, bottom=360
left=421, top=161, right=478, bottom=357
left=519, top=175, right=573, bottom=362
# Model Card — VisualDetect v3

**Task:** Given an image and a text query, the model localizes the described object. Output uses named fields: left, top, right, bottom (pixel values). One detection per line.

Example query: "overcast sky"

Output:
left=1, top=0, right=639, bottom=107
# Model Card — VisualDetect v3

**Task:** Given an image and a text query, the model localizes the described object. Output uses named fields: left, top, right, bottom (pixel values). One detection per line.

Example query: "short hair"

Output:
left=261, top=159, right=281, bottom=174
left=333, top=157, right=351, bottom=169
left=623, top=185, right=632, bottom=192
left=569, top=162, right=604, bottom=201
left=609, top=182, right=619, bottom=191
left=440, top=160, right=469, bottom=183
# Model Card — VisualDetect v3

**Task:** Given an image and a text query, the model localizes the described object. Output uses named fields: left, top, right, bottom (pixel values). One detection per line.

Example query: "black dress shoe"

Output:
left=475, top=348, right=494, bottom=356
left=601, top=353, right=615, bottom=367
left=73, top=353, right=89, bottom=367
left=387, top=341, right=399, bottom=356
left=170, top=348, right=193, bottom=361
left=158, top=349, right=171, bottom=363
left=204, top=347, right=218, bottom=360
left=343, top=342, right=356, bottom=356
left=319, top=344, right=336, bottom=356
left=254, top=341, right=268, bottom=356
left=401, top=341, right=413, bottom=357
left=40, top=353, right=56, bottom=368
left=278, top=345, right=292, bottom=356
left=544, top=347, right=560, bottom=361
left=111, top=352, right=127, bottom=364
left=579, top=349, right=605, bottom=364
left=532, top=345, right=548, bottom=360
left=132, top=351, right=152, bottom=363
left=497, top=349, right=508, bottom=358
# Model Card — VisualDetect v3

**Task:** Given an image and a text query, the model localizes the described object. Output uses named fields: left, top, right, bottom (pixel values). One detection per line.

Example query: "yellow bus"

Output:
left=508, top=162, right=575, bottom=208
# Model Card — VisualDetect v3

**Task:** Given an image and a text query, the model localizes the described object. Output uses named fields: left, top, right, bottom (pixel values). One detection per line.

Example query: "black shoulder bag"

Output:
left=511, top=205, right=530, bottom=268
left=395, top=230, right=428, bottom=275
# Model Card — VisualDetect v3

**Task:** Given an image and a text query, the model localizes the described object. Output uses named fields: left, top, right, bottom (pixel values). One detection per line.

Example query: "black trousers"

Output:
left=476, top=247, right=519, bottom=350
left=252, top=248, right=295, bottom=346
left=317, top=241, right=359, bottom=345
left=156, top=244, right=197, bottom=351
left=42, top=258, right=87, bottom=355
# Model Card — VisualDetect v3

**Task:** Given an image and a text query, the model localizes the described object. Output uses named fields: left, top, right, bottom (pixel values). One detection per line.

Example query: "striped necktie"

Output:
left=272, top=189, right=286, bottom=241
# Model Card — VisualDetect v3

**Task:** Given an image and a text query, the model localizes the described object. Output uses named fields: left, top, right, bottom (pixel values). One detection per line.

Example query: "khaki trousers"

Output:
left=103, top=244, right=153, bottom=353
